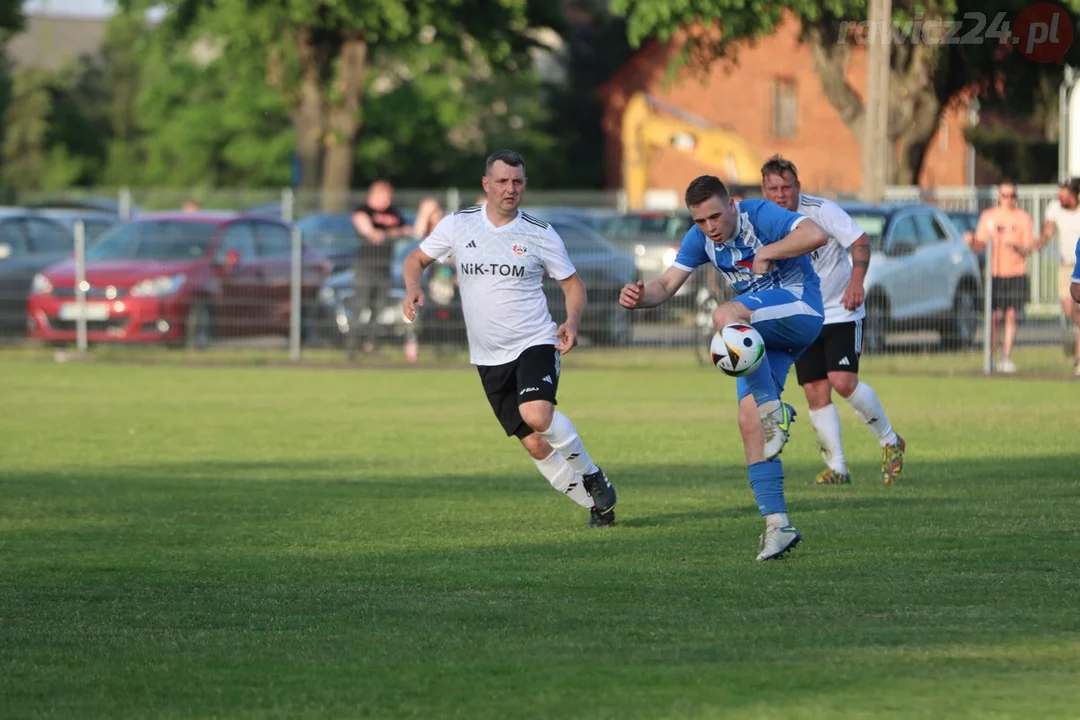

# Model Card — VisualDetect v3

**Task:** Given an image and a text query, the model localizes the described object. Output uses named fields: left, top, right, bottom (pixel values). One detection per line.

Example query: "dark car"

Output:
left=36, top=209, right=121, bottom=245
left=0, top=208, right=78, bottom=337
left=314, top=215, right=639, bottom=349
left=535, top=215, right=638, bottom=346
left=296, top=211, right=418, bottom=275
left=313, top=238, right=430, bottom=346
left=28, top=212, right=329, bottom=348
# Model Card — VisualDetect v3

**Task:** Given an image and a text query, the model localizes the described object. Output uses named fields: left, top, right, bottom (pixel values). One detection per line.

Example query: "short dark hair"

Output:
left=1063, top=178, right=1080, bottom=197
left=684, top=175, right=730, bottom=207
left=486, top=149, right=526, bottom=175
left=761, top=154, right=799, bottom=183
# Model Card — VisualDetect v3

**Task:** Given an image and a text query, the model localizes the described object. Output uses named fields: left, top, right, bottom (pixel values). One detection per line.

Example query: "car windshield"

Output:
left=845, top=213, right=888, bottom=249
left=87, top=221, right=217, bottom=261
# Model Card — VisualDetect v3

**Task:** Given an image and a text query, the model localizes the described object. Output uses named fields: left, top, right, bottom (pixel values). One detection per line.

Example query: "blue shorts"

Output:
left=732, top=289, right=824, bottom=401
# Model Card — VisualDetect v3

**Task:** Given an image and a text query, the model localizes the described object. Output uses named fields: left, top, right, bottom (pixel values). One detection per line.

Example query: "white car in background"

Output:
left=838, top=202, right=983, bottom=354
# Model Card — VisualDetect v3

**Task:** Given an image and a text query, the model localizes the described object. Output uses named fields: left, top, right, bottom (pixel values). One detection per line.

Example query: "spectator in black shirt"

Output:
left=349, top=179, right=412, bottom=357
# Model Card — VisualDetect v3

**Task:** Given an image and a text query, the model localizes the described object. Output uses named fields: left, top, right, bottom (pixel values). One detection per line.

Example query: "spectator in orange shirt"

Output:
left=971, top=181, right=1038, bottom=373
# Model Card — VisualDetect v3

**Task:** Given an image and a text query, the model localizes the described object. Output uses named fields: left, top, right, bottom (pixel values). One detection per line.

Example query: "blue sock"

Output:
left=743, top=351, right=779, bottom=406
left=748, top=460, right=786, bottom=516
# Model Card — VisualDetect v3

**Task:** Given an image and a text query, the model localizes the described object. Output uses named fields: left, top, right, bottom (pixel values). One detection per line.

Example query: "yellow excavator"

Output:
left=621, top=92, right=762, bottom=210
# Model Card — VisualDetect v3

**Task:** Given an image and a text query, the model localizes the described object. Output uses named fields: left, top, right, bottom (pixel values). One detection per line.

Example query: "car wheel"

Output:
left=942, top=283, right=978, bottom=350
left=185, top=297, right=212, bottom=351
left=863, top=298, right=888, bottom=355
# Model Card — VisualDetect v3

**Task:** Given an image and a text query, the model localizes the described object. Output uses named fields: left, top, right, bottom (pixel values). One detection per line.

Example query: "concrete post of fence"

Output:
left=982, top=232, right=993, bottom=375
left=289, top=225, right=303, bottom=362
left=73, top=220, right=88, bottom=354
left=119, top=188, right=132, bottom=221
left=281, top=187, right=295, bottom=224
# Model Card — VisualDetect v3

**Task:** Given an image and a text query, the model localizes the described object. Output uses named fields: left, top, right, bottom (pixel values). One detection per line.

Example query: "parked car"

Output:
left=838, top=202, right=983, bottom=353
left=601, top=210, right=693, bottom=293
left=0, top=208, right=77, bottom=336
left=314, top=214, right=639, bottom=348
left=534, top=215, right=639, bottom=346
left=27, top=212, right=329, bottom=348
left=945, top=209, right=984, bottom=272
left=34, top=208, right=120, bottom=244
left=313, top=238, right=430, bottom=346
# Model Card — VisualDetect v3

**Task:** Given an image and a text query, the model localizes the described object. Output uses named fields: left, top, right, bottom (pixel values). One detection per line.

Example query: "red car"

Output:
left=27, top=212, right=330, bottom=348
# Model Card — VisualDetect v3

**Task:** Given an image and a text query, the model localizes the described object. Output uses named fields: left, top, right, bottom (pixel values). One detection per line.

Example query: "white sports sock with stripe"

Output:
left=533, top=451, right=593, bottom=509
left=809, top=404, right=847, bottom=473
left=845, top=381, right=899, bottom=447
left=537, top=411, right=600, bottom=476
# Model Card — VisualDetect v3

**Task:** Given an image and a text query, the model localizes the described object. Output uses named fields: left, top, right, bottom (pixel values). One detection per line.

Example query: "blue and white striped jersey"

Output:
left=673, top=199, right=822, bottom=304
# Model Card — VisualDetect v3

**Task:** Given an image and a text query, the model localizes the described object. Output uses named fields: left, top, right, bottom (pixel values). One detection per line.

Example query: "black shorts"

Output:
left=477, top=344, right=560, bottom=439
left=992, top=275, right=1028, bottom=311
left=794, top=320, right=862, bottom=385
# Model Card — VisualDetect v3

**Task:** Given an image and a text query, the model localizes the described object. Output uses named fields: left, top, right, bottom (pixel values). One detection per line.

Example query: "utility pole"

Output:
left=862, top=0, right=892, bottom=203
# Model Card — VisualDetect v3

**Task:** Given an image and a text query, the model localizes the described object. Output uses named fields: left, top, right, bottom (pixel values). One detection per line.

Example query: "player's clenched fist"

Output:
left=619, top=280, right=645, bottom=309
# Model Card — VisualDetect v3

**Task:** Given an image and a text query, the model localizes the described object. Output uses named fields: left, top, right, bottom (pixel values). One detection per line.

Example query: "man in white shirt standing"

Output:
left=401, top=150, right=617, bottom=527
left=760, top=155, right=906, bottom=485
left=1040, top=178, right=1080, bottom=375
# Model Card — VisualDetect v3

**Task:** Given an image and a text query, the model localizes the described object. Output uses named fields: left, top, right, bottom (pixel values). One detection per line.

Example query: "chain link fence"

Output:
left=1, top=184, right=1075, bottom=374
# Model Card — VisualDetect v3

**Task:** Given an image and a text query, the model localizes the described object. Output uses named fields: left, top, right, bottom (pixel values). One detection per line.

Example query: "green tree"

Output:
left=610, top=0, right=1080, bottom=184
left=133, top=30, right=293, bottom=188
left=1, top=67, right=52, bottom=189
left=354, top=37, right=560, bottom=189
left=0, top=65, right=101, bottom=190
left=125, top=0, right=564, bottom=209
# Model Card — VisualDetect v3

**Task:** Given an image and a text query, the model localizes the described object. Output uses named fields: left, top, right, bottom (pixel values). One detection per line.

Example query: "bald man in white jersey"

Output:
left=402, top=150, right=617, bottom=527
left=760, top=155, right=906, bottom=486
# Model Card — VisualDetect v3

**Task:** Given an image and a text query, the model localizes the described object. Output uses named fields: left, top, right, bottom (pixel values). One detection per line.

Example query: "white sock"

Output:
left=808, top=404, right=847, bottom=473
left=533, top=451, right=594, bottom=509
left=757, top=398, right=781, bottom=418
left=845, top=381, right=899, bottom=447
left=766, top=512, right=790, bottom=529
left=537, top=411, right=601, bottom=476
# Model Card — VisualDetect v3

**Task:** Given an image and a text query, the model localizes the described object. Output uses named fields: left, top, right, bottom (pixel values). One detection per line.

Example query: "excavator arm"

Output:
left=621, top=92, right=761, bottom=210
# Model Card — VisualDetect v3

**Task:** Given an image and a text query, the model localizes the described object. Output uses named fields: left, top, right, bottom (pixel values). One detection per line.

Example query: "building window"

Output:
left=771, top=78, right=798, bottom=140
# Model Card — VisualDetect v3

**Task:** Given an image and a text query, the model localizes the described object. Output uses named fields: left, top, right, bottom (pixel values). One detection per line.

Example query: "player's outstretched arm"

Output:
left=620, top=266, right=691, bottom=310
left=402, top=248, right=436, bottom=321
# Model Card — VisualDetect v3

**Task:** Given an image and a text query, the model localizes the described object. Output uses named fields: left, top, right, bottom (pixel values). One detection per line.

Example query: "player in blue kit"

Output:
left=1072, top=237, right=1080, bottom=304
left=619, top=175, right=828, bottom=561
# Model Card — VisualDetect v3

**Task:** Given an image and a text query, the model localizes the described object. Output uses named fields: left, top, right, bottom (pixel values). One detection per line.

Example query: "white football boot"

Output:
left=756, top=525, right=802, bottom=561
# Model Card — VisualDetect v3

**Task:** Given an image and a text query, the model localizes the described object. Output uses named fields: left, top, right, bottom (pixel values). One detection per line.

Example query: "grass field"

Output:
left=2, top=352, right=1080, bottom=719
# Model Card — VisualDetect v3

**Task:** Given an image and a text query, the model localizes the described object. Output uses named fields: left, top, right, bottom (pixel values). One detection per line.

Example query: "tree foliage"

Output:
left=117, top=0, right=566, bottom=208
left=609, top=0, right=1080, bottom=183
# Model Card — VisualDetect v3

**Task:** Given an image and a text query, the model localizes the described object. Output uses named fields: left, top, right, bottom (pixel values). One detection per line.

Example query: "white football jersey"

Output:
left=419, top=205, right=577, bottom=366
left=1044, top=199, right=1080, bottom=265
left=797, top=194, right=868, bottom=324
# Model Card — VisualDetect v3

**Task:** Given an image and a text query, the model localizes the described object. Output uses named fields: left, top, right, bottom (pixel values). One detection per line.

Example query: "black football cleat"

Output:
left=587, top=507, right=616, bottom=528
left=582, top=467, right=616, bottom=515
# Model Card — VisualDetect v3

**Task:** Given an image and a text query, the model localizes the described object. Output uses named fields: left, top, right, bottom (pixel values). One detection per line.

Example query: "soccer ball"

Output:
left=710, top=323, right=765, bottom=377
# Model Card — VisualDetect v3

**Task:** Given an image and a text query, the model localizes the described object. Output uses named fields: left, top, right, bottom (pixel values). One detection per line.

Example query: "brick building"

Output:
left=597, top=13, right=973, bottom=201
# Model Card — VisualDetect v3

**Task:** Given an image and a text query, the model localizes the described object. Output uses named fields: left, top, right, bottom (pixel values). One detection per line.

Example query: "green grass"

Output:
left=2, top=355, right=1079, bottom=719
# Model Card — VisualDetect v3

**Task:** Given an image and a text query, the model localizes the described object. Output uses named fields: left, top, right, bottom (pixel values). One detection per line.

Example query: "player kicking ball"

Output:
left=620, top=175, right=828, bottom=561
left=760, top=155, right=905, bottom=485
left=402, top=150, right=617, bottom=527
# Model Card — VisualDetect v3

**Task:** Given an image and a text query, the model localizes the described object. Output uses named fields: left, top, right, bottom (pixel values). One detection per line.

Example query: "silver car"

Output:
left=838, top=202, right=983, bottom=354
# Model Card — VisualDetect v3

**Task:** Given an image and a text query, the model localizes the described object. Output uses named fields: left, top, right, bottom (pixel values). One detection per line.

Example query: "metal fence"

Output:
left=1, top=184, right=1075, bottom=374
